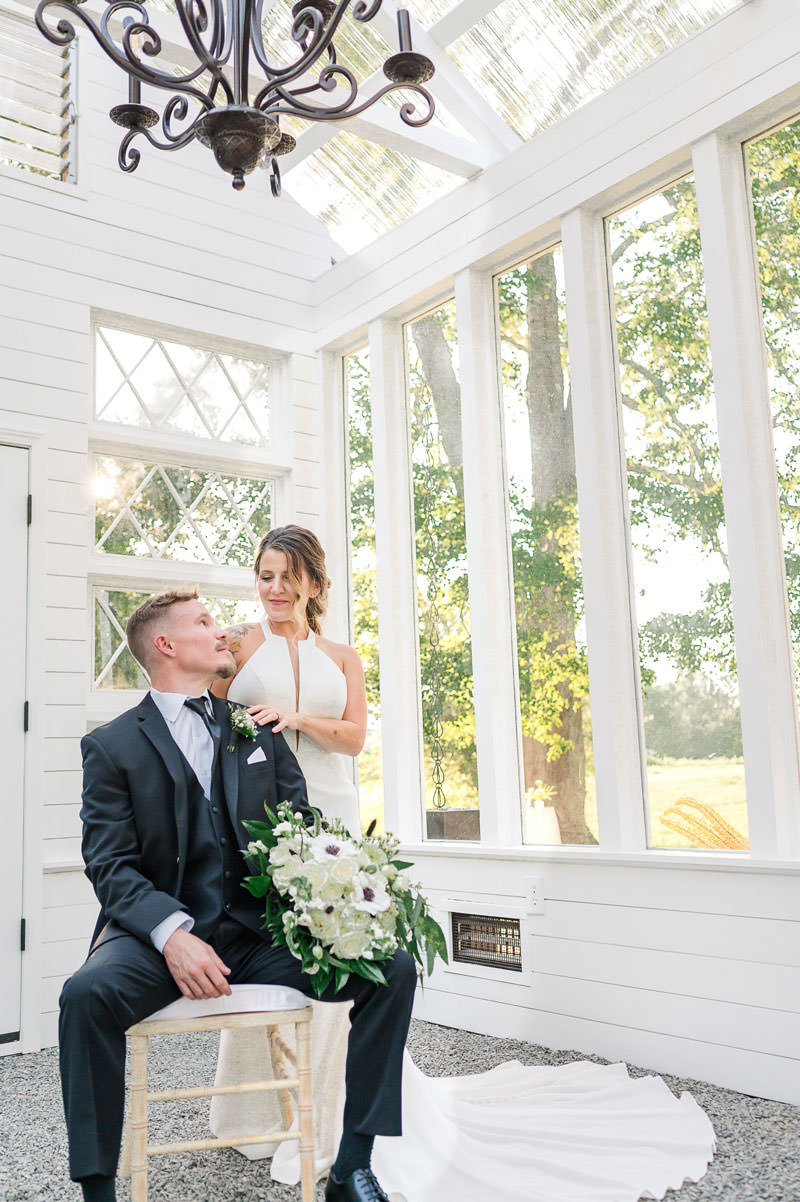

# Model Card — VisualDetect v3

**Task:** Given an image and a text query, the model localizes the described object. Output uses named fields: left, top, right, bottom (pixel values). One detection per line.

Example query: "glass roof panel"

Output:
left=283, top=129, right=464, bottom=252
left=403, top=0, right=463, bottom=20
left=258, top=2, right=392, bottom=80
left=446, top=0, right=743, bottom=140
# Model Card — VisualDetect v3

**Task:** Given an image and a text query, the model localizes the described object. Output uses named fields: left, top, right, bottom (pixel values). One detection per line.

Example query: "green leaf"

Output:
left=241, top=819, right=276, bottom=843
left=334, top=967, right=351, bottom=993
left=357, top=961, right=388, bottom=987
left=241, top=875, right=271, bottom=898
left=426, top=938, right=435, bottom=976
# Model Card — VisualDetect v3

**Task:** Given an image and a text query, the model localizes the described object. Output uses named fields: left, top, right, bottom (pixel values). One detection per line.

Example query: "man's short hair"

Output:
left=126, top=587, right=199, bottom=672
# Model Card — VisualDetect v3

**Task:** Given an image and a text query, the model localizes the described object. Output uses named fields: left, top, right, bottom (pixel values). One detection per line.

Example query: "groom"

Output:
left=59, top=587, right=415, bottom=1202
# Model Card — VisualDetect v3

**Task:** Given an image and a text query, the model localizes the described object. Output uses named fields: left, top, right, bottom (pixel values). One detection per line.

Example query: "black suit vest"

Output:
left=179, top=749, right=268, bottom=941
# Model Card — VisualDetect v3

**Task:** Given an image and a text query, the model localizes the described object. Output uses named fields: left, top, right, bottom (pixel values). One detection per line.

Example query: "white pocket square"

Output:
left=246, top=746, right=267, bottom=764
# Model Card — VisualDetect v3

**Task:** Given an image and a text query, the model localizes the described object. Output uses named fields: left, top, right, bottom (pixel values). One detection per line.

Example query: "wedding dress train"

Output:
left=211, top=620, right=715, bottom=1199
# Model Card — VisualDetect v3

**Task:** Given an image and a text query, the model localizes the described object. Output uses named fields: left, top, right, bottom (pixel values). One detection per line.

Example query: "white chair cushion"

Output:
left=143, top=982, right=309, bottom=1023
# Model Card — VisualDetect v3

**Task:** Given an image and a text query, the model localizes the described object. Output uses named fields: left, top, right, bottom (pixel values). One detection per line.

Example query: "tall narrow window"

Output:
left=344, top=347, right=383, bottom=834
left=749, top=117, right=800, bottom=743
left=497, top=249, right=596, bottom=845
left=405, top=302, right=480, bottom=840
left=608, top=181, right=748, bottom=851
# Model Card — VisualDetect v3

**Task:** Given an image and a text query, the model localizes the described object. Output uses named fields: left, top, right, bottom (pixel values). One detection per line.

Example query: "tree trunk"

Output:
left=523, top=254, right=595, bottom=844
left=411, top=315, right=463, bottom=481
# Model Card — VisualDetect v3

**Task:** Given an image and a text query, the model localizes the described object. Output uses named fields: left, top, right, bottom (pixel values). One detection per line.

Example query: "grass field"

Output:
left=355, top=736, right=748, bottom=852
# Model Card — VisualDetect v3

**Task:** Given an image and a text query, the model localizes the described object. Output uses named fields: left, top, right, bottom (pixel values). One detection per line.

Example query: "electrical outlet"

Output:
left=525, top=875, right=544, bottom=914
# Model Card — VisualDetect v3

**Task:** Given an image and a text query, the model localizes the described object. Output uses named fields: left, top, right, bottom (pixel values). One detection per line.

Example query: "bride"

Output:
left=211, top=524, right=715, bottom=1201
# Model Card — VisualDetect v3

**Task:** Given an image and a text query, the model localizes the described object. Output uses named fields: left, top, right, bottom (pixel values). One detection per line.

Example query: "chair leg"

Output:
left=118, top=1107, right=132, bottom=1180
left=295, top=1017, right=315, bottom=1202
left=268, top=1025, right=296, bottom=1132
left=129, top=1034, right=149, bottom=1202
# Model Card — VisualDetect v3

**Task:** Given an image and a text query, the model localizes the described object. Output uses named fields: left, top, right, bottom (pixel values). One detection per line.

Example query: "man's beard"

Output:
left=214, top=654, right=237, bottom=680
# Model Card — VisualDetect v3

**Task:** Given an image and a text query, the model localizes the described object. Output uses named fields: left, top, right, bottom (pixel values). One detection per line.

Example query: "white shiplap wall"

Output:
left=0, top=17, right=339, bottom=1050
left=412, top=850, right=800, bottom=1105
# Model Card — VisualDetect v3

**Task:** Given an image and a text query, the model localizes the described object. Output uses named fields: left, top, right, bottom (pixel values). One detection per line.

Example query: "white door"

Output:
left=0, top=445, right=29, bottom=1044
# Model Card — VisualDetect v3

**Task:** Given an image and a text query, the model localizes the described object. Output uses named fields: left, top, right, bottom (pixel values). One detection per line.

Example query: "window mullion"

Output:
left=88, top=552, right=255, bottom=598
left=562, top=206, right=648, bottom=852
left=693, top=130, right=800, bottom=859
left=368, top=317, right=424, bottom=843
left=454, top=267, right=522, bottom=846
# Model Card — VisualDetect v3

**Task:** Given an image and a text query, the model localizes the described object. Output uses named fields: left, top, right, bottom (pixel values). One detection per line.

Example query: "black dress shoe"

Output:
left=324, top=1167, right=391, bottom=1202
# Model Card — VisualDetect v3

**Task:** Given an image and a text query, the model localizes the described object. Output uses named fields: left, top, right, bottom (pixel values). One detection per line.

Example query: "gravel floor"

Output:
left=1, top=1019, right=798, bottom=1202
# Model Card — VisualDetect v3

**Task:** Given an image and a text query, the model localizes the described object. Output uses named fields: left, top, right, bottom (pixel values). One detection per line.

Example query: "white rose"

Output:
left=270, top=841, right=302, bottom=867
left=331, top=928, right=372, bottom=959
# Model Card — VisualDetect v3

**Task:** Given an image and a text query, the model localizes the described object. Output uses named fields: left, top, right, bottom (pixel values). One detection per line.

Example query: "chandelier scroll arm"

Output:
left=249, top=0, right=353, bottom=86
left=254, top=62, right=358, bottom=111
left=352, top=0, right=383, bottom=21
left=265, top=78, right=434, bottom=127
left=117, top=110, right=205, bottom=172
left=35, top=0, right=218, bottom=109
left=172, top=0, right=235, bottom=104
left=120, top=16, right=215, bottom=91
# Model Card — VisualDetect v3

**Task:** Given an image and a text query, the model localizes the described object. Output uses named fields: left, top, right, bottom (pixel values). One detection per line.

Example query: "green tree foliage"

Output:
left=750, top=119, right=800, bottom=671
left=643, top=676, right=743, bottom=759
left=346, top=350, right=382, bottom=714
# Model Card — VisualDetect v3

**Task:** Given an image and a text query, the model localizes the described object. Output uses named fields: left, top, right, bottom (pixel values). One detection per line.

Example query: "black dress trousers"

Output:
left=59, top=927, right=416, bottom=1180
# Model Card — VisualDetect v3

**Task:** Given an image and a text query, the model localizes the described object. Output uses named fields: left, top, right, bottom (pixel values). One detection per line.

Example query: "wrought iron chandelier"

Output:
left=34, top=0, right=435, bottom=192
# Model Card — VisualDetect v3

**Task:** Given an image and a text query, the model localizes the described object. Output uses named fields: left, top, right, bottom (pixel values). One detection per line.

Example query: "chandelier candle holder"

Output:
left=34, top=0, right=436, bottom=192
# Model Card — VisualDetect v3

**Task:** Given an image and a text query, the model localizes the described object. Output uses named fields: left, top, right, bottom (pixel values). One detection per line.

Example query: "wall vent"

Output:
left=0, top=8, right=74, bottom=182
left=451, top=912, right=522, bottom=972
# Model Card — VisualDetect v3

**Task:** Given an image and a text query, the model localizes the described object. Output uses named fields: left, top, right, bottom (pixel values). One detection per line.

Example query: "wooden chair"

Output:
left=119, top=983, right=315, bottom=1202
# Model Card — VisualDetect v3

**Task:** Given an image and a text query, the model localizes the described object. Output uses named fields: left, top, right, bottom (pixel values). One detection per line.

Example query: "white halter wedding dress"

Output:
left=211, top=621, right=715, bottom=1200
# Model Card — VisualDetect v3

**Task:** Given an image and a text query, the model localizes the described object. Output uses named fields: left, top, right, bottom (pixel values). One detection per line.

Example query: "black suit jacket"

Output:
left=80, top=692, right=313, bottom=947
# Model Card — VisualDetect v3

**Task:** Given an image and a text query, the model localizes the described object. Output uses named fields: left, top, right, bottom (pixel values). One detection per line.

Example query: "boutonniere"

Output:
left=227, top=704, right=258, bottom=752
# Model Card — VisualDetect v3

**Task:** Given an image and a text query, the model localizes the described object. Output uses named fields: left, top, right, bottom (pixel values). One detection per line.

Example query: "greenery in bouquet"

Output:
left=241, top=801, right=448, bottom=997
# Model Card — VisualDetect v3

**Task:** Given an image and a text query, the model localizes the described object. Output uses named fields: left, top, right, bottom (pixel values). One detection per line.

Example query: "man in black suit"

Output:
left=60, top=588, right=415, bottom=1202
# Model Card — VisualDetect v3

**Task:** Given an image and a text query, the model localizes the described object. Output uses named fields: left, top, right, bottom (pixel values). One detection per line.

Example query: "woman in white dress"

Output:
left=215, top=523, right=366, bottom=834
left=211, top=525, right=716, bottom=1201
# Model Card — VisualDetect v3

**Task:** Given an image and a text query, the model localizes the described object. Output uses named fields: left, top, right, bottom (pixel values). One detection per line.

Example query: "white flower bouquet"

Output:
left=241, top=801, right=448, bottom=997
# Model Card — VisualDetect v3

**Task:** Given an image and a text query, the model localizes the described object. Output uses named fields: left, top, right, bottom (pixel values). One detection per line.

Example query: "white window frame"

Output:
left=88, top=312, right=293, bottom=724
left=326, top=33, right=800, bottom=864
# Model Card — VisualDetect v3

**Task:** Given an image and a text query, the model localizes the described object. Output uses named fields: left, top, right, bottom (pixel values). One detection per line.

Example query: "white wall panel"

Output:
left=0, top=17, right=331, bottom=1051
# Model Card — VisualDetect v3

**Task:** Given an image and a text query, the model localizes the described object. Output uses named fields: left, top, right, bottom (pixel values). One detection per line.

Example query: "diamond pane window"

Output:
left=94, top=589, right=261, bottom=689
left=94, top=325, right=271, bottom=446
left=94, top=455, right=272, bottom=567
left=446, top=0, right=742, bottom=142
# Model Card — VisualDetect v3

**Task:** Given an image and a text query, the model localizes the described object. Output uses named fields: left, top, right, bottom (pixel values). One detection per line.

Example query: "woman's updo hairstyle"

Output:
left=254, top=524, right=330, bottom=635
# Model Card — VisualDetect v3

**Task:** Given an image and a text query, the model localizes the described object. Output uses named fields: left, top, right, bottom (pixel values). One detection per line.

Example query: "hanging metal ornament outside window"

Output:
left=34, top=1, right=435, bottom=193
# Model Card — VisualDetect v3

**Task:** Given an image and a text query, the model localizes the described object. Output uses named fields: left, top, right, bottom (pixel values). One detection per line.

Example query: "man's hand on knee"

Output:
left=163, top=928, right=231, bottom=998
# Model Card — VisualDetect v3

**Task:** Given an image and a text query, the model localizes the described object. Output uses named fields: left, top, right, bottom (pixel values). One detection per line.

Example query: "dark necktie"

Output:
left=184, top=695, right=221, bottom=749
